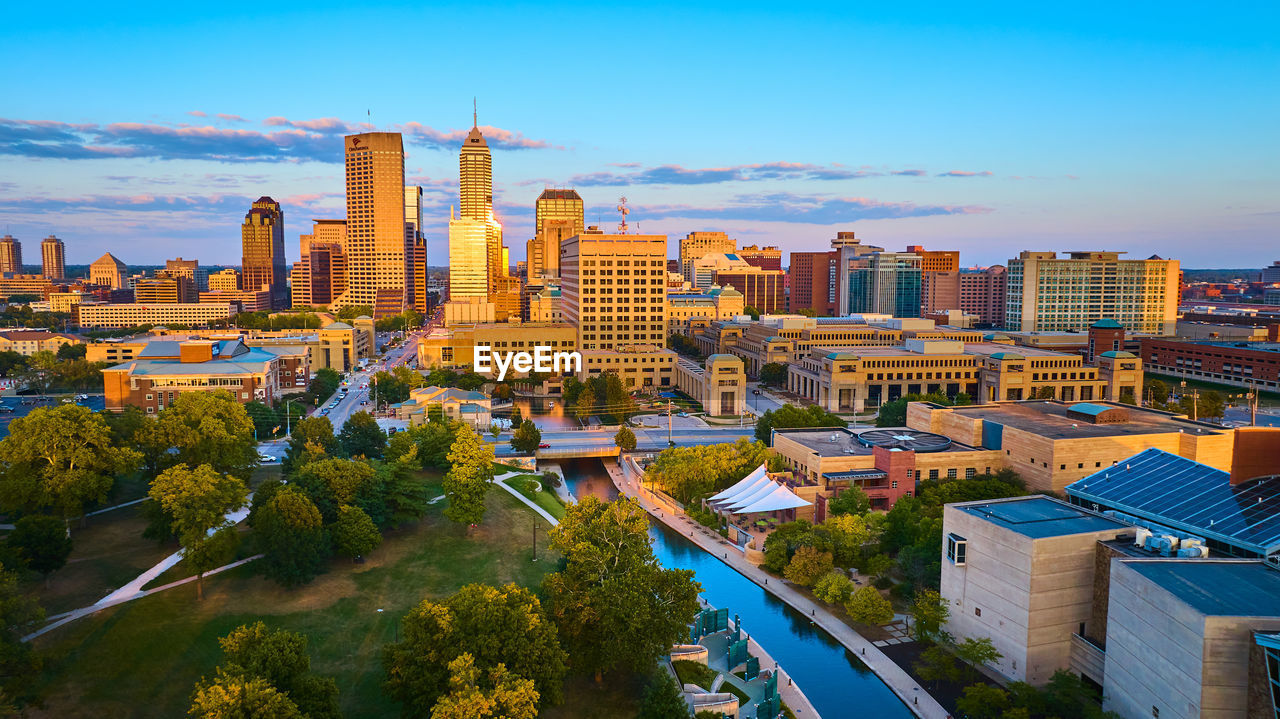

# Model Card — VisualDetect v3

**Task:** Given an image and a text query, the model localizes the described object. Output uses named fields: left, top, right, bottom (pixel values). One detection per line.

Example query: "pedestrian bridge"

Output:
left=535, top=445, right=621, bottom=460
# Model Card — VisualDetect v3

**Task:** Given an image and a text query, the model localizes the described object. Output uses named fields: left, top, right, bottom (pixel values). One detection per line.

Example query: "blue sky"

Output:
left=1, top=1, right=1277, bottom=269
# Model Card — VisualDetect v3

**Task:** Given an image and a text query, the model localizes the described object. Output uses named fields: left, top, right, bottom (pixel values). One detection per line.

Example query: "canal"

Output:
left=560, top=458, right=914, bottom=718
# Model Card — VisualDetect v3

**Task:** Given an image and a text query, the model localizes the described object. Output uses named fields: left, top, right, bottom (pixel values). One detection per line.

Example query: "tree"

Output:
left=1032, top=386, right=1056, bottom=400
left=955, top=683, right=1011, bottom=719
left=372, top=371, right=410, bottom=405
left=0, top=404, right=140, bottom=522
left=759, top=362, right=788, bottom=386
left=542, top=497, right=699, bottom=680
left=743, top=306, right=761, bottom=320
left=812, top=570, right=855, bottom=605
left=875, top=398, right=910, bottom=427
left=378, top=447, right=433, bottom=526
left=954, top=636, right=1002, bottom=681
left=783, top=545, right=832, bottom=586
left=863, top=552, right=894, bottom=581
left=844, top=586, right=894, bottom=625
left=1200, top=390, right=1226, bottom=419
left=253, top=485, right=330, bottom=587
left=56, top=343, right=87, bottom=361
left=428, top=654, right=539, bottom=719
left=914, top=644, right=962, bottom=689
left=215, top=622, right=340, bottom=719
left=282, top=416, right=341, bottom=474
left=824, top=513, right=875, bottom=567
left=827, top=486, right=870, bottom=516
left=573, top=385, right=596, bottom=421
left=244, top=401, right=279, bottom=441
left=331, top=504, right=381, bottom=560
left=443, top=425, right=494, bottom=527
left=911, top=588, right=951, bottom=642
left=510, top=419, right=542, bottom=454
left=150, top=391, right=257, bottom=480
left=381, top=583, right=566, bottom=713
left=8, top=515, right=72, bottom=584
left=613, top=425, right=637, bottom=452
left=637, top=670, right=690, bottom=719
left=644, top=438, right=777, bottom=504
left=1147, top=379, right=1170, bottom=406
left=755, top=404, right=844, bottom=443
left=510, top=405, right=523, bottom=426
left=0, top=351, right=27, bottom=378
left=291, top=458, right=384, bottom=526
left=339, top=411, right=387, bottom=459
left=188, top=675, right=302, bottom=719
left=149, top=464, right=247, bottom=600
left=309, top=367, right=342, bottom=404
left=0, top=563, right=44, bottom=706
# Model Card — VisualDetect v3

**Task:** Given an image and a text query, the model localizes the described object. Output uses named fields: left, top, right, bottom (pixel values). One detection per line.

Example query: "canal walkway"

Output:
left=610, top=456, right=949, bottom=719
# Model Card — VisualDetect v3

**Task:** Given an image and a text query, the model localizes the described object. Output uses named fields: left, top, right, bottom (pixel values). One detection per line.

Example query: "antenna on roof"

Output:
left=473, top=97, right=478, bottom=128
left=617, top=197, right=630, bottom=234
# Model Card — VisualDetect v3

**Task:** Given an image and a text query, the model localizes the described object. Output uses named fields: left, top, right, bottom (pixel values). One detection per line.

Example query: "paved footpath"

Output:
left=610, top=456, right=949, bottom=719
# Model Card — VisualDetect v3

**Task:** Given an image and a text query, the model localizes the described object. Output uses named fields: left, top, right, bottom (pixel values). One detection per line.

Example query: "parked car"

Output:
left=677, top=411, right=689, bottom=418
left=538, top=443, right=551, bottom=449
left=0, top=405, right=13, bottom=413
left=258, top=453, right=277, bottom=463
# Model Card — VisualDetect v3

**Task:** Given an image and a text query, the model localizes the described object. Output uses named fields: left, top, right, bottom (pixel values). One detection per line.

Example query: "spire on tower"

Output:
left=473, top=97, right=477, bottom=128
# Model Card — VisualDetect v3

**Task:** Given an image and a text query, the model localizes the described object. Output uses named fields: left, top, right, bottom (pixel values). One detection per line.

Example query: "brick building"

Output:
left=1141, top=337, right=1280, bottom=392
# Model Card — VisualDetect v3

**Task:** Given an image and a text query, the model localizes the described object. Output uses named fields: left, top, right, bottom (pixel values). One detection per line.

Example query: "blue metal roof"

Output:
left=823, top=469, right=888, bottom=481
left=1066, top=448, right=1280, bottom=557
left=1067, top=402, right=1113, bottom=416
left=958, top=496, right=1130, bottom=539
left=1122, top=561, right=1280, bottom=617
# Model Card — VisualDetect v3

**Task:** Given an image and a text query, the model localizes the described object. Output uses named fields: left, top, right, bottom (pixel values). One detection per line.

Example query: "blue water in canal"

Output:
left=561, top=459, right=913, bottom=718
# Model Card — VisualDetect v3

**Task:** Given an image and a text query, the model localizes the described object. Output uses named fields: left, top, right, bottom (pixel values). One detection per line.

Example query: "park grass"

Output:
left=506, top=475, right=568, bottom=520
left=542, top=673, right=646, bottom=719
left=22, top=503, right=172, bottom=616
left=672, top=659, right=717, bottom=690
left=28, top=487, right=562, bottom=719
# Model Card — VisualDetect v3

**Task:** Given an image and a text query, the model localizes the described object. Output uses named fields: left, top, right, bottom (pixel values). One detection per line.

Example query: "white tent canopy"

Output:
left=733, top=483, right=811, bottom=514
left=723, top=476, right=789, bottom=513
left=708, top=464, right=770, bottom=504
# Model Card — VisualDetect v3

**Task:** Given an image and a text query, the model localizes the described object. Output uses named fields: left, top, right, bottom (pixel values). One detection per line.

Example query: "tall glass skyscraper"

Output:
left=836, top=240, right=922, bottom=317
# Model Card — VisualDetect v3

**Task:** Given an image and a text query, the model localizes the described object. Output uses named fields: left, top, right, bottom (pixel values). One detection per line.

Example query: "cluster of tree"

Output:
left=666, top=333, right=702, bottom=359
left=1144, top=378, right=1226, bottom=419
left=562, top=372, right=639, bottom=424
left=335, top=305, right=373, bottom=321
left=188, top=622, right=340, bottom=718
left=876, top=391, right=972, bottom=428
left=226, top=311, right=325, bottom=330
left=83, top=325, right=154, bottom=339
left=374, top=309, right=423, bottom=332
left=245, top=399, right=310, bottom=441
left=510, top=419, right=542, bottom=454
left=762, top=511, right=884, bottom=576
left=0, top=561, right=44, bottom=709
left=0, top=515, right=73, bottom=585
left=13, top=348, right=110, bottom=393
left=742, top=306, right=761, bottom=320
left=952, top=671, right=1119, bottom=719
left=371, top=365, right=428, bottom=406
left=758, top=362, right=787, bottom=386
left=299, top=367, right=343, bottom=409
left=0, top=303, right=71, bottom=331
left=421, top=367, right=487, bottom=391
left=644, top=437, right=780, bottom=503
left=754, top=403, right=845, bottom=443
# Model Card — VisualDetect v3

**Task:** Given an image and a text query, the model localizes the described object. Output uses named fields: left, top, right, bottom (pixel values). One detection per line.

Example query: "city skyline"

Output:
left=2, top=2, right=1278, bottom=269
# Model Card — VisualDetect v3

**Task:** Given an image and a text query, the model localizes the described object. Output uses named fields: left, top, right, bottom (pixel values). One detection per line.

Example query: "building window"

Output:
left=974, top=607, right=982, bottom=617
left=946, top=533, right=967, bottom=566
left=947, top=468, right=957, bottom=479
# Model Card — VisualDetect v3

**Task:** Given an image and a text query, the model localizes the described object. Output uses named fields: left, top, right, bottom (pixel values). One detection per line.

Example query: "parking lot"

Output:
left=0, top=394, right=107, bottom=438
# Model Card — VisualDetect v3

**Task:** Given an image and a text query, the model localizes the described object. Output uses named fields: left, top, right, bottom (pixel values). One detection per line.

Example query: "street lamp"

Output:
left=283, top=398, right=303, bottom=436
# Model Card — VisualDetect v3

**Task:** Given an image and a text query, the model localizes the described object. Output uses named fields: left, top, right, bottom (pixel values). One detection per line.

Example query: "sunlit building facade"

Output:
left=40, top=235, right=65, bottom=280
left=335, top=132, right=407, bottom=310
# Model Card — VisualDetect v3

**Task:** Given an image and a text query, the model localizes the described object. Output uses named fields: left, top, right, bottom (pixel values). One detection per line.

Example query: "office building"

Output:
left=89, top=252, right=128, bottom=289
left=535, top=188, right=585, bottom=237
left=691, top=252, right=750, bottom=290
left=90, top=322, right=372, bottom=373
left=738, top=245, right=782, bottom=271
left=1262, top=261, right=1280, bottom=284
left=405, top=185, right=424, bottom=310
left=528, top=217, right=579, bottom=281
left=240, top=197, right=286, bottom=307
left=418, top=322, right=578, bottom=374
left=0, top=274, right=56, bottom=298
left=674, top=354, right=747, bottom=417
left=163, top=257, right=207, bottom=292
left=668, top=286, right=745, bottom=334
left=102, top=338, right=309, bottom=412
left=291, top=219, right=347, bottom=308
left=1004, top=251, right=1179, bottom=334
left=958, top=266, right=1007, bottom=326
left=335, top=133, right=407, bottom=309
left=907, top=246, right=960, bottom=315
left=457, top=118, right=504, bottom=288
left=561, top=232, right=667, bottom=351
left=788, top=249, right=841, bottom=316
left=134, top=277, right=193, bottom=304
left=0, top=235, right=22, bottom=274
left=714, top=266, right=785, bottom=314
left=40, top=235, right=65, bottom=280
left=208, top=269, right=240, bottom=292
left=74, top=302, right=236, bottom=329
left=679, top=232, right=735, bottom=282
left=198, top=289, right=271, bottom=313
left=411, top=236, right=430, bottom=313
left=1141, top=337, right=1280, bottom=391
left=448, top=213, right=489, bottom=300
left=835, top=239, right=922, bottom=318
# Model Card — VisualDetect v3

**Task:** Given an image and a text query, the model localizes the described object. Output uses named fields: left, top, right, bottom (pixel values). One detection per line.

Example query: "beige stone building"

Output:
left=0, top=235, right=22, bottom=274
left=1005, top=251, right=1179, bottom=334
left=908, top=400, right=1235, bottom=493
left=561, top=232, right=667, bottom=351
left=417, top=322, right=578, bottom=374
left=679, top=231, right=735, bottom=283
left=40, top=235, right=65, bottom=280
left=74, top=302, right=235, bottom=329
left=667, top=286, right=744, bottom=335
left=334, top=133, right=407, bottom=309
left=579, top=346, right=676, bottom=390
left=527, top=189, right=584, bottom=280
left=674, top=354, right=746, bottom=416
left=89, top=252, right=128, bottom=289
left=0, top=330, right=81, bottom=356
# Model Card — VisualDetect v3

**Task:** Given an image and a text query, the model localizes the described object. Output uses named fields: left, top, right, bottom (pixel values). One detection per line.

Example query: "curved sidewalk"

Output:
left=612, top=455, right=948, bottom=719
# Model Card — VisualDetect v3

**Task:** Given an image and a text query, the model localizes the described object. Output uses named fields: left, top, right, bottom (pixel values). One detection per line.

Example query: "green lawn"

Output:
left=672, top=659, right=716, bottom=690
left=506, top=475, right=567, bottom=520
left=29, top=487, right=562, bottom=719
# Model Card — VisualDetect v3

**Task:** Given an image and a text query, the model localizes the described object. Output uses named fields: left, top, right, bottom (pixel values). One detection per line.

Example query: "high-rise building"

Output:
left=561, top=233, right=668, bottom=351
left=714, top=268, right=785, bottom=314
left=528, top=219, right=577, bottom=281
left=335, top=133, right=407, bottom=310
left=40, top=235, right=65, bottom=280
left=835, top=238, right=922, bottom=317
left=679, top=232, right=735, bottom=283
left=789, top=247, right=841, bottom=316
left=405, top=185, right=424, bottom=310
left=134, top=276, right=191, bottom=304
left=959, top=266, right=1007, bottom=327
left=241, top=197, right=286, bottom=308
left=411, top=236, right=430, bottom=313
left=691, top=252, right=751, bottom=290
left=535, top=189, right=585, bottom=236
left=291, top=220, right=348, bottom=308
left=738, top=245, right=782, bottom=271
left=458, top=118, right=504, bottom=287
left=89, top=252, right=128, bottom=289
left=164, top=257, right=206, bottom=292
left=1262, top=260, right=1280, bottom=284
left=1004, top=251, right=1178, bottom=334
left=0, top=235, right=23, bottom=274
left=209, top=269, right=240, bottom=292
left=448, top=212, right=489, bottom=300
left=907, top=245, right=960, bottom=316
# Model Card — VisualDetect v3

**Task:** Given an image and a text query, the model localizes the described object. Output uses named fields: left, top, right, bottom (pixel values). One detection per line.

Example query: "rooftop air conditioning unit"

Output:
left=1177, top=545, right=1209, bottom=559
left=1133, top=527, right=1152, bottom=548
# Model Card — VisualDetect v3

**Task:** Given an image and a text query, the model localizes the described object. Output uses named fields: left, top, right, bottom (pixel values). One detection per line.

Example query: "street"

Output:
left=485, top=426, right=757, bottom=457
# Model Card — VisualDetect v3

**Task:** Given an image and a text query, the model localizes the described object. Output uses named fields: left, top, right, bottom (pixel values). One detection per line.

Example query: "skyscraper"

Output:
left=528, top=189, right=584, bottom=280
left=835, top=238, right=922, bottom=317
left=241, top=197, right=286, bottom=308
left=336, top=132, right=408, bottom=309
left=679, top=232, right=735, bottom=283
left=291, top=219, right=348, bottom=308
left=40, top=235, right=65, bottom=279
left=1004, top=251, right=1178, bottom=334
left=561, top=233, right=668, bottom=351
left=535, top=189, right=585, bottom=236
left=0, top=235, right=23, bottom=274
left=405, top=185, right=424, bottom=310
left=448, top=210, right=489, bottom=300
left=458, top=117, right=503, bottom=285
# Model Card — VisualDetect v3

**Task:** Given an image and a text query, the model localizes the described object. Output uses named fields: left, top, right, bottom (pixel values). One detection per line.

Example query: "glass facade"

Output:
left=843, top=252, right=921, bottom=317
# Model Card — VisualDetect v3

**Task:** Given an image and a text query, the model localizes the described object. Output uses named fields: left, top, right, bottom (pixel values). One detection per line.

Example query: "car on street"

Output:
left=0, top=406, right=12, bottom=413
left=538, top=443, right=550, bottom=449
left=259, top=453, right=277, bottom=463
left=752, top=389, right=762, bottom=395
left=678, top=411, right=689, bottom=417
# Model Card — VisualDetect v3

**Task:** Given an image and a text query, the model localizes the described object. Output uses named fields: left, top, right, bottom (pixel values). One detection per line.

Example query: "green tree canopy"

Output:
left=372, top=371, right=410, bottom=405
left=0, top=562, right=44, bottom=706
left=381, top=583, right=566, bottom=713
left=637, top=670, right=690, bottom=719
left=252, top=485, right=329, bottom=588
left=291, top=458, right=384, bottom=526
left=510, top=419, right=542, bottom=454
left=339, top=411, right=387, bottom=459
left=644, top=438, right=777, bottom=503
left=542, top=497, right=700, bottom=679
left=8, top=515, right=72, bottom=581
left=758, top=362, right=788, bottom=386
left=442, top=426, right=494, bottom=527
left=331, top=504, right=381, bottom=559
left=755, top=404, right=845, bottom=443
left=783, top=545, right=833, bottom=586
left=282, top=415, right=341, bottom=474
left=427, top=654, right=539, bottom=719
left=613, top=425, right=637, bottom=452
left=148, top=464, right=247, bottom=599
left=827, top=486, right=870, bottom=516
left=215, top=621, right=340, bottom=719
left=0, top=403, right=140, bottom=521
left=812, top=570, right=856, bottom=605
left=188, top=674, right=302, bottom=719
left=844, top=586, right=894, bottom=626
left=150, top=391, right=258, bottom=479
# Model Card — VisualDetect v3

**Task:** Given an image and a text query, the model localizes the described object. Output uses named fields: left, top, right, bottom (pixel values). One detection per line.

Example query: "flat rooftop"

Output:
left=957, top=496, right=1131, bottom=539
left=1177, top=340, right=1280, bottom=354
left=943, top=400, right=1224, bottom=440
left=776, top=427, right=981, bottom=457
left=1122, top=560, right=1280, bottom=617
